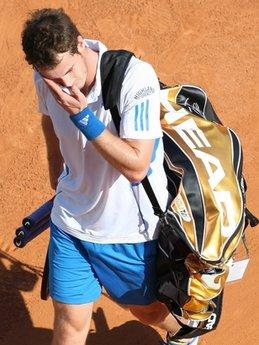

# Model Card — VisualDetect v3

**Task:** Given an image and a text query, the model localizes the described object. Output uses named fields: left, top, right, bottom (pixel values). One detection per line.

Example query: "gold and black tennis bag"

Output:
left=156, top=84, right=258, bottom=339
left=99, top=50, right=258, bottom=340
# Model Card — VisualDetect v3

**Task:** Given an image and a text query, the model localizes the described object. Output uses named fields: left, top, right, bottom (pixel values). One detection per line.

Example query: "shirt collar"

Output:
left=84, top=39, right=107, bottom=104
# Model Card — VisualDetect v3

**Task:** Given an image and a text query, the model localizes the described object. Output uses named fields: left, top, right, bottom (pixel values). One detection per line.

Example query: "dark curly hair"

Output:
left=21, top=8, right=81, bottom=69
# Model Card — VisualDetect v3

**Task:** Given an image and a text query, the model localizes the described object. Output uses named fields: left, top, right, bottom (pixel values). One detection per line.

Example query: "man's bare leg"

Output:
left=128, top=301, right=180, bottom=332
left=51, top=300, right=94, bottom=345
left=128, top=302, right=197, bottom=343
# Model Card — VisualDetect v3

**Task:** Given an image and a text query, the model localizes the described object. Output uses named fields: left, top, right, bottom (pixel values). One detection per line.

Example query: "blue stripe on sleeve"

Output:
left=140, top=101, right=144, bottom=131
left=134, top=104, right=139, bottom=131
left=147, top=138, right=160, bottom=176
left=151, top=138, right=160, bottom=162
left=145, top=99, right=149, bottom=131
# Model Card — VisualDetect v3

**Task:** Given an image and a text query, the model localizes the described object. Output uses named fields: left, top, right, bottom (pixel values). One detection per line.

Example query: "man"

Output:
left=22, top=8, right=198, bottom=345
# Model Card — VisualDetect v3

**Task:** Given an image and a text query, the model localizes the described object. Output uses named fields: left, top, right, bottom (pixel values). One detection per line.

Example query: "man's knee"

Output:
left=128, top=301, right=170, bottom=325
left=53, top=300, right=93, bottom=334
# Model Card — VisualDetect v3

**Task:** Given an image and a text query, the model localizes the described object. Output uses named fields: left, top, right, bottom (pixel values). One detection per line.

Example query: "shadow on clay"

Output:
left=0, top=249, right=52, bottom=345
left=87, top=307, right=162, bottom=345
left=0, top=250, right=162, bottom=345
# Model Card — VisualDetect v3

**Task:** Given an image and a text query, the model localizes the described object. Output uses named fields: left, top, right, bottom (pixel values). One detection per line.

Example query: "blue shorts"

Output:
left=48, top=222, right=158, bottom=305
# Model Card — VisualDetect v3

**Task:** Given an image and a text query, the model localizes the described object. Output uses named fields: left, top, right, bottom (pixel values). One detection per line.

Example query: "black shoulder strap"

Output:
left=100, top=50, right=165, bottom=219
left=100, top=50, right=134, bottom=111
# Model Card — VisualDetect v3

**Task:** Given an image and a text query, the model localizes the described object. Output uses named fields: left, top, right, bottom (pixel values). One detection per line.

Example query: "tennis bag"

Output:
left=100, top=50, right=258, bottom=340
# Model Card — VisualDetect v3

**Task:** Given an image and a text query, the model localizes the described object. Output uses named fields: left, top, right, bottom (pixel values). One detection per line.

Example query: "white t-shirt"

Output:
left=34, top=39, right=168, bottom=243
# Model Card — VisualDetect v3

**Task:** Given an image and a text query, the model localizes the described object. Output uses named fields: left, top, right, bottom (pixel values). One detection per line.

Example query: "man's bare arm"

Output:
left=92, top=132, right=154, bottom=182
left=42, top=79, right=156, bottom=182
left=41, top=115, right=64, bottom=190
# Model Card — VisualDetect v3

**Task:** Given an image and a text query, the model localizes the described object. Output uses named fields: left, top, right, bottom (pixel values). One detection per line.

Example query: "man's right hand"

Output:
left=43, top=78, right=88, bottom=115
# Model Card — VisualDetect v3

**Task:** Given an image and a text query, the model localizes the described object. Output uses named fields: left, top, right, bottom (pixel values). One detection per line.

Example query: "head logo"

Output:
left=161, top=88, right=236, bottom=239
left=174, top=195, right=191, bottom=222
left=205, top=313, right=217, bottom=330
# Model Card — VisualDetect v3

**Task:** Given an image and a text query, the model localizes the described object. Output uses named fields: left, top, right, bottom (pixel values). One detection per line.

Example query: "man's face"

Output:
left=38, top=49, right=88, bottom=91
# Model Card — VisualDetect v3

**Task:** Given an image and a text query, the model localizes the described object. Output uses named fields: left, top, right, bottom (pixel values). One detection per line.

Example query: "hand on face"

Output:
left=43, top=77, right=88, bottom=115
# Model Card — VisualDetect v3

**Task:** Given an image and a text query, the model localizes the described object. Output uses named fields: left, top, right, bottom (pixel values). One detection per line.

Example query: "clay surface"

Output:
left=0, top=1, right=258, bottom=344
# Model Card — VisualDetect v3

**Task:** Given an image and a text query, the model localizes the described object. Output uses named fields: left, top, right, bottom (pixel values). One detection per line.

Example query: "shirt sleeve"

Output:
left=34, top=71, right=49, bottom=116
left=118, top=59, right=162, bottom=139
